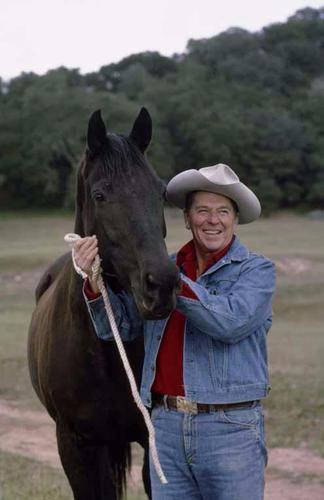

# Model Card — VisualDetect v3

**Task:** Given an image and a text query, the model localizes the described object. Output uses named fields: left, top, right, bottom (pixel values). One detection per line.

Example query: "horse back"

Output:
left=35, top=252, right=71, bottom=302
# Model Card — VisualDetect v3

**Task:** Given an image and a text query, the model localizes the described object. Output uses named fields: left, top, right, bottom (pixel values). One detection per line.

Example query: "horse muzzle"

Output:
left=132, top=263, right=180, bottom=320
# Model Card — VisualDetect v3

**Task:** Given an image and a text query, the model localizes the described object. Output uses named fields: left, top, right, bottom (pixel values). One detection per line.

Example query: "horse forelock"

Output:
left=102, top=133, right=149, bottom=180
left=79, top=133, right=152, bottom=186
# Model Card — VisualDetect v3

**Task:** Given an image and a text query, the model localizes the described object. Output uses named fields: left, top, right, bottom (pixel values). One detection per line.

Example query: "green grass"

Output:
left=236, top=212, right=324, bottom=258
left=266, top=312, right=324, bottom=454
left=0, top=295, right=36, bottom=404
left=0, top=450, right=145, bottom=500
left=1, top=210, right=324, bottom=497
left=0, top=213, right=73, bottom=272
left=0, top=450, right=71, bottom=500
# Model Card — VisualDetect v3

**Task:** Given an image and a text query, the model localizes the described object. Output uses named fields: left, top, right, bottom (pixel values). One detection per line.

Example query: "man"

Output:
left=75, top=163, right=275, bottom=500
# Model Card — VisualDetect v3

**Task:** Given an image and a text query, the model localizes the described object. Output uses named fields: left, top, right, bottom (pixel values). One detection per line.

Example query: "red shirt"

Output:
left=151, top=237, right=234, bottom=396
left=84, top=238, right=234, bottom=396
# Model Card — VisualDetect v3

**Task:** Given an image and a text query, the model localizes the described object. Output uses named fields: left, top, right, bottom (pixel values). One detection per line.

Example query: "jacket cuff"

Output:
left=178, top=278, right=198, bottom=300
left=84, top=278, right=101, bottom=300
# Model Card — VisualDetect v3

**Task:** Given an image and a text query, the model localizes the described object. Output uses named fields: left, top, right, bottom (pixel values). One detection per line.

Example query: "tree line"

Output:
left=1, top=7, right=324, bottom=212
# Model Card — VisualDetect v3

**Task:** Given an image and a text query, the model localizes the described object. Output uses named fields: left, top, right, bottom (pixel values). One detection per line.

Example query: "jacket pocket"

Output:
left=209, top=276, right=238, bottom=294
left=151, top=405, right=165, bottom=423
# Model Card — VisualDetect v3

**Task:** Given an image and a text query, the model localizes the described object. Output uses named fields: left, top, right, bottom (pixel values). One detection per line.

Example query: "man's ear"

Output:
left=184, top=211, right=191, bottom=230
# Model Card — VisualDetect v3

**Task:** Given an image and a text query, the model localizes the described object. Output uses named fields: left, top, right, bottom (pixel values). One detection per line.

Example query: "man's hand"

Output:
left=73, top=236, right=100, bottom=293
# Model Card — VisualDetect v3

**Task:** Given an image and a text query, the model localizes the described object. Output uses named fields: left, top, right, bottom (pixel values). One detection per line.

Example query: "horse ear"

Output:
left=87, top=110, right=107, bottom=155
left=129, top=107, right=152, bottom=153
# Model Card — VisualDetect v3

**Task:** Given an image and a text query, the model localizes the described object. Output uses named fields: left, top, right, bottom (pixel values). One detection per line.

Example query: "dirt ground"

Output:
left=1, top=399, right=323, bottom=499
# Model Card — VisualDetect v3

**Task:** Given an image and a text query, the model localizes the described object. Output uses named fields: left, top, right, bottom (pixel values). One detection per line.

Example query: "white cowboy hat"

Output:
left=166, top=163, right=261, bottom=224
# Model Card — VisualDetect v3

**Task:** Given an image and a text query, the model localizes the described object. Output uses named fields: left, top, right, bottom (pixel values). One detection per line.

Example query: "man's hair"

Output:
left=184, top=191, right=239, bottom=214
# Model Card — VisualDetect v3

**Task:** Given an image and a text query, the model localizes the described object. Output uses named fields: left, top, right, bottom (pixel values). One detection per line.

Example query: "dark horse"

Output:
left=28, top=108, right=179, bottom=499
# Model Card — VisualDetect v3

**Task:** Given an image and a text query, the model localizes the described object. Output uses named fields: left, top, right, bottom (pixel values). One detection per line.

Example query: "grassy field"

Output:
left=1, top=210, right=324, bottom=498
left=0, top=450, right=71, bottom=500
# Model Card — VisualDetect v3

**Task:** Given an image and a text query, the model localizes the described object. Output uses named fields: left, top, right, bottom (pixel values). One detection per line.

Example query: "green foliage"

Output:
left=0, top=68, right=139, bottom=207
left=1, top=8, right=324, bottom=211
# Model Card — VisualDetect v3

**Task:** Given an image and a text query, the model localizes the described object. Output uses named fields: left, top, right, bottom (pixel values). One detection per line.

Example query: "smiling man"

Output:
left=184, top=191, right=238, bottom=274
left=75, top=163, right=276, bottom=500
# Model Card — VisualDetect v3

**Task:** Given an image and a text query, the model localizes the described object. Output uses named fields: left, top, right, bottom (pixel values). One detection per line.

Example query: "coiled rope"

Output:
left=64, top=233, right=167, bottom=485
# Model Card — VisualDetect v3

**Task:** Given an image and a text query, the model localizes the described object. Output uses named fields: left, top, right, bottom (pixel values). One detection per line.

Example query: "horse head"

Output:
left=74, top=107, right=180, bottom=319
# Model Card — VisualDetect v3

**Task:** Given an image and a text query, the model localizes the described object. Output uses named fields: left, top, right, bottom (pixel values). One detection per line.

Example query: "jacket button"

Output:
left=151, top=365, right=155, bottom=371
left=157, top=335, right=161, bottom=340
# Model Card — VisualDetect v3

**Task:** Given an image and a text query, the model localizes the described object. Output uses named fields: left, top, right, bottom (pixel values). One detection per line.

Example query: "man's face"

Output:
left=185, top=191, right=238, bottom=255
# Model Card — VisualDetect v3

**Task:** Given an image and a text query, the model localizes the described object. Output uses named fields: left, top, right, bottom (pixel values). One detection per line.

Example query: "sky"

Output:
left=1, top=0, right=323, bottom=80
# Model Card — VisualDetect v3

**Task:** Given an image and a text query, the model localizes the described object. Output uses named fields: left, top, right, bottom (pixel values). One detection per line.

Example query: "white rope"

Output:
left=64, top=233, right=168, bottom=485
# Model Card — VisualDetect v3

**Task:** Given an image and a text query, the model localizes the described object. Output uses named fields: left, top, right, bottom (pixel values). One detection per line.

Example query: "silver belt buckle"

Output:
left=176, top=396, right=198, bottom=414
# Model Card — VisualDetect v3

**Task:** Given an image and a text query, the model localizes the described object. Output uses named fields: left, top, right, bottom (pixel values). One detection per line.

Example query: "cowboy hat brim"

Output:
left=166, top=169, right=261, bottom=224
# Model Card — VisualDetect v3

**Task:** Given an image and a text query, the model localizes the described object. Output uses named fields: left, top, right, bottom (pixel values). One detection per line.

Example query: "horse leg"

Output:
left=56, top=422, right=123, bottom=500
left=142, top=445, right=152, bottom=499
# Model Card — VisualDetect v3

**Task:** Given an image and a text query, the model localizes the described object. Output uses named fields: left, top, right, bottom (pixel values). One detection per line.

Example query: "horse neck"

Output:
left=58, top=263, right=98, bottom=342
left=58, top=259, right=85, bottom=309
left=74, top=203, right=86, bottom=237
left=74, top=169, right=93, bottom=237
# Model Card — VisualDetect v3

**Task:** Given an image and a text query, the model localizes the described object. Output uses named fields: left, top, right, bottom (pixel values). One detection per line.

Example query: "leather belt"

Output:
left=152, top=393, right=257, bottom=414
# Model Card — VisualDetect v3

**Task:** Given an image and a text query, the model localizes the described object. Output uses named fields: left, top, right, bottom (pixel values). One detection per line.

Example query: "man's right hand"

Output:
left=73, top=236, right=100, bottom=294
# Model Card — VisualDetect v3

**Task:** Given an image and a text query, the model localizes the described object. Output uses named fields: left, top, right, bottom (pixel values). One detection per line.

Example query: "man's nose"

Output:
left=208, top=211, right=220, bottom=224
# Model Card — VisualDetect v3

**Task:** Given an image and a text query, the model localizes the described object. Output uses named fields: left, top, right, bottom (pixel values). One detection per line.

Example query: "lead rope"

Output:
left=64, top=233, right=167, bottom=485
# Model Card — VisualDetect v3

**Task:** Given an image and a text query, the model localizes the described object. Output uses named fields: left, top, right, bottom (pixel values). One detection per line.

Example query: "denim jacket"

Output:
left=84, top=237, right=276, bottom=407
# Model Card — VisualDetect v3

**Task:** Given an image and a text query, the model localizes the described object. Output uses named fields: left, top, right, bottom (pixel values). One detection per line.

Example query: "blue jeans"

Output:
left=149, top=402, right=267, bottom=499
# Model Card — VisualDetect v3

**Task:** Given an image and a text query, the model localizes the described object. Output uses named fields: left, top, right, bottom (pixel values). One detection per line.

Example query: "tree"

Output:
left=0, top=68, right=139, bottom=207
left=1, top=7, right=324, bottom=211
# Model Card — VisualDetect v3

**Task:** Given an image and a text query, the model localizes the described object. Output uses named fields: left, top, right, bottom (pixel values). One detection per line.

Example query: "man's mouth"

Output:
left=203, top=229, right=222, bottom=235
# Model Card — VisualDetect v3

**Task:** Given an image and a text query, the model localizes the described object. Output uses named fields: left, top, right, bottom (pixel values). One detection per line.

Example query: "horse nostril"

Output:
left=138, top=267, right=179, bottom=317
left=146, top=273, right=158, bottom=288
left=145, top=266, right=180, bottom=292
left=142, top=299, right=153, bottom=312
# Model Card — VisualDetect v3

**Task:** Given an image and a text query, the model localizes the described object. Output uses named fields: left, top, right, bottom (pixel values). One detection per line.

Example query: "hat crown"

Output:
left=166, top=162, right=261, bottom=224
left=199, top=164, right=239, bottom=185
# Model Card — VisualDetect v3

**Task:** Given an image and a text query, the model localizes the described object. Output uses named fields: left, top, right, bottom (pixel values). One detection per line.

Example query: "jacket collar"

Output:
left=198, top=235, right=249, bottom=278
left=225, top=235, right=249, bottom=262
left=170, top=235, right=249, bottom=274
